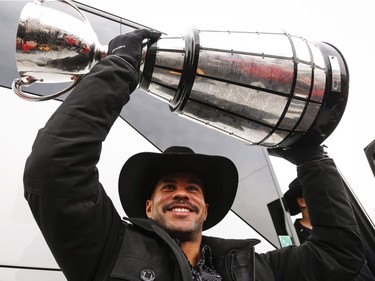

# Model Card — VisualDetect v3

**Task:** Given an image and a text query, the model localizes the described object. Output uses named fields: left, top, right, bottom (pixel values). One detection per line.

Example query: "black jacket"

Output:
left=24, top=56, right=364, bottom=281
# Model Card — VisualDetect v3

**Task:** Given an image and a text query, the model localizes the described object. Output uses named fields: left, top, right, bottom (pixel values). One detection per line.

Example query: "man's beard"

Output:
left=167, top=228, right=199, bottom=242
left=159, top=219, right=203, bottom=242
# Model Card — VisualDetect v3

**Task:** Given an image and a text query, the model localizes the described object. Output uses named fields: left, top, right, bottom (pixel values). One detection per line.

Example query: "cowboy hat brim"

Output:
left=118, top=148, right=238, bottom=230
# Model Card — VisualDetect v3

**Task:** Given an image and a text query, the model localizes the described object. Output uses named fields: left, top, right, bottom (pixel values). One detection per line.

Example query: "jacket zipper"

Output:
left=230, top=253, right=236, bottom=281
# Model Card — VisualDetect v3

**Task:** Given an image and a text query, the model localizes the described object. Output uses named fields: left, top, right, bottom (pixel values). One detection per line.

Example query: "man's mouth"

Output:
left=171, top=207, right=191, bottom=213
left=164, top=201, right=198, bottom=213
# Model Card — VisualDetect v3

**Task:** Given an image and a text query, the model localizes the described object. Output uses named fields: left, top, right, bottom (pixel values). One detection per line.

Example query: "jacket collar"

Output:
left=123, top=217, right=192, bottom=281
left=202, top=235, right=260, bottom=257
left=124, top=217, right=260, bottom=253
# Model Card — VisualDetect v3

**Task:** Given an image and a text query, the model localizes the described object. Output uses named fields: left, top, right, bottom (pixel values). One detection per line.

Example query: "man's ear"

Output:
left=296, top=197, right=307, bottom=208
left=204, top=203, right=209, bottom=220
left=145, top=200, right=152, bottom=218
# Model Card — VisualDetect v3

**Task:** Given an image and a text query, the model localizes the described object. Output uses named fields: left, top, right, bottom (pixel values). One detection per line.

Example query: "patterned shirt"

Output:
left=191, top=244, right=222, bottom=281
left=175, top=240, right=222, bottom=281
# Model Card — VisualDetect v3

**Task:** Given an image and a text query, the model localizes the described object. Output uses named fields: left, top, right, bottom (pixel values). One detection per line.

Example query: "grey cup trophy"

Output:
left=13, top=0, right=349, bottom=148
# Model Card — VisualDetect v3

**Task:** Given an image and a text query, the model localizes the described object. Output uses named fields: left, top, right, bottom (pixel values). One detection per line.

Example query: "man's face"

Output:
left=146, top=172, right=208, bottom=241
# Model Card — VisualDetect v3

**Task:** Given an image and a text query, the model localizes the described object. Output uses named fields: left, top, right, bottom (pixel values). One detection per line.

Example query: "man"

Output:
left=283, top=178, right=312, bottom=243
left=284, top=179, right=375, bottom=281
left=24, top=29, right=364, bottom=281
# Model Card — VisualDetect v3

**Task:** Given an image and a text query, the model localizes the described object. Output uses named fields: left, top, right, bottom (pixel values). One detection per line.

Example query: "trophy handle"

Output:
left=12, top=77, right=81, bottom=102
left=13, top=0, right=100, bottom=101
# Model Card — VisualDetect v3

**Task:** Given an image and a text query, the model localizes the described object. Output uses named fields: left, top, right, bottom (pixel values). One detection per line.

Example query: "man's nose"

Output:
left=172, top=187, right=190, bottom=200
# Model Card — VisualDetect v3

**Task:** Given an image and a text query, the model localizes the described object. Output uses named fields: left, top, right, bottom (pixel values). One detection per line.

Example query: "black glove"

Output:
left=108, top=29, right=161, bottom=71
left=267, top=145, right=327, bottom=165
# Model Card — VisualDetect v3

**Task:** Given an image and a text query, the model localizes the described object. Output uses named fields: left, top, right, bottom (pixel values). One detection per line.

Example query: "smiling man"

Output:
left=148, top=172, right=210, bottom=267
left=146, top=173, right=208, bottom=239
left=24, top=29, right=364, bottom=281
left=117, top=145, right=238, bottom=276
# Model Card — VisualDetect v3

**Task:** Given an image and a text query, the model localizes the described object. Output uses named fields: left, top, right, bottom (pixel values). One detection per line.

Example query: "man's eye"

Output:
left=187, top=186, right=199, bottom=191
left=162, top=184, right=175, bottom=190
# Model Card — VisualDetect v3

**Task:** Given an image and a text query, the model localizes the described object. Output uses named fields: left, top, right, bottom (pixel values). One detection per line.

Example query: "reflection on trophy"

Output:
left=13, top=0, right=107, bottom=101
left=13, top=0, right=349, bottom=148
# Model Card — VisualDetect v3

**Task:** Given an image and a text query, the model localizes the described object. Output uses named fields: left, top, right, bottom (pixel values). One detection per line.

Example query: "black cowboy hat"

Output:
left=118, top=146, right=239, bottom=230
left=283, top=178, right=303, bottom=215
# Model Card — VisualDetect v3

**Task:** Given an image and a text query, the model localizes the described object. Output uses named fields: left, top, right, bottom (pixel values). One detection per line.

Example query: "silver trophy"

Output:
left=13, top=0, right=107, bottom=101
left=13, top=0, right=349, bottom=147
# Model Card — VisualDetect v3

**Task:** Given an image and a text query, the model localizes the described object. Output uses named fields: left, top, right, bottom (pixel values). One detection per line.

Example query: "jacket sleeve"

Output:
left=23, top=56, right=136, bottom=281
left=263, top=158, right=365, bottom=281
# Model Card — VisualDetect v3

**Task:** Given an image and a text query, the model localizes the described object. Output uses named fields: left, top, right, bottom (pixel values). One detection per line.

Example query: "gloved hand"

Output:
left=108, top=29, right=161, bottom=71
left=267, top=145, right=327, bottom=165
